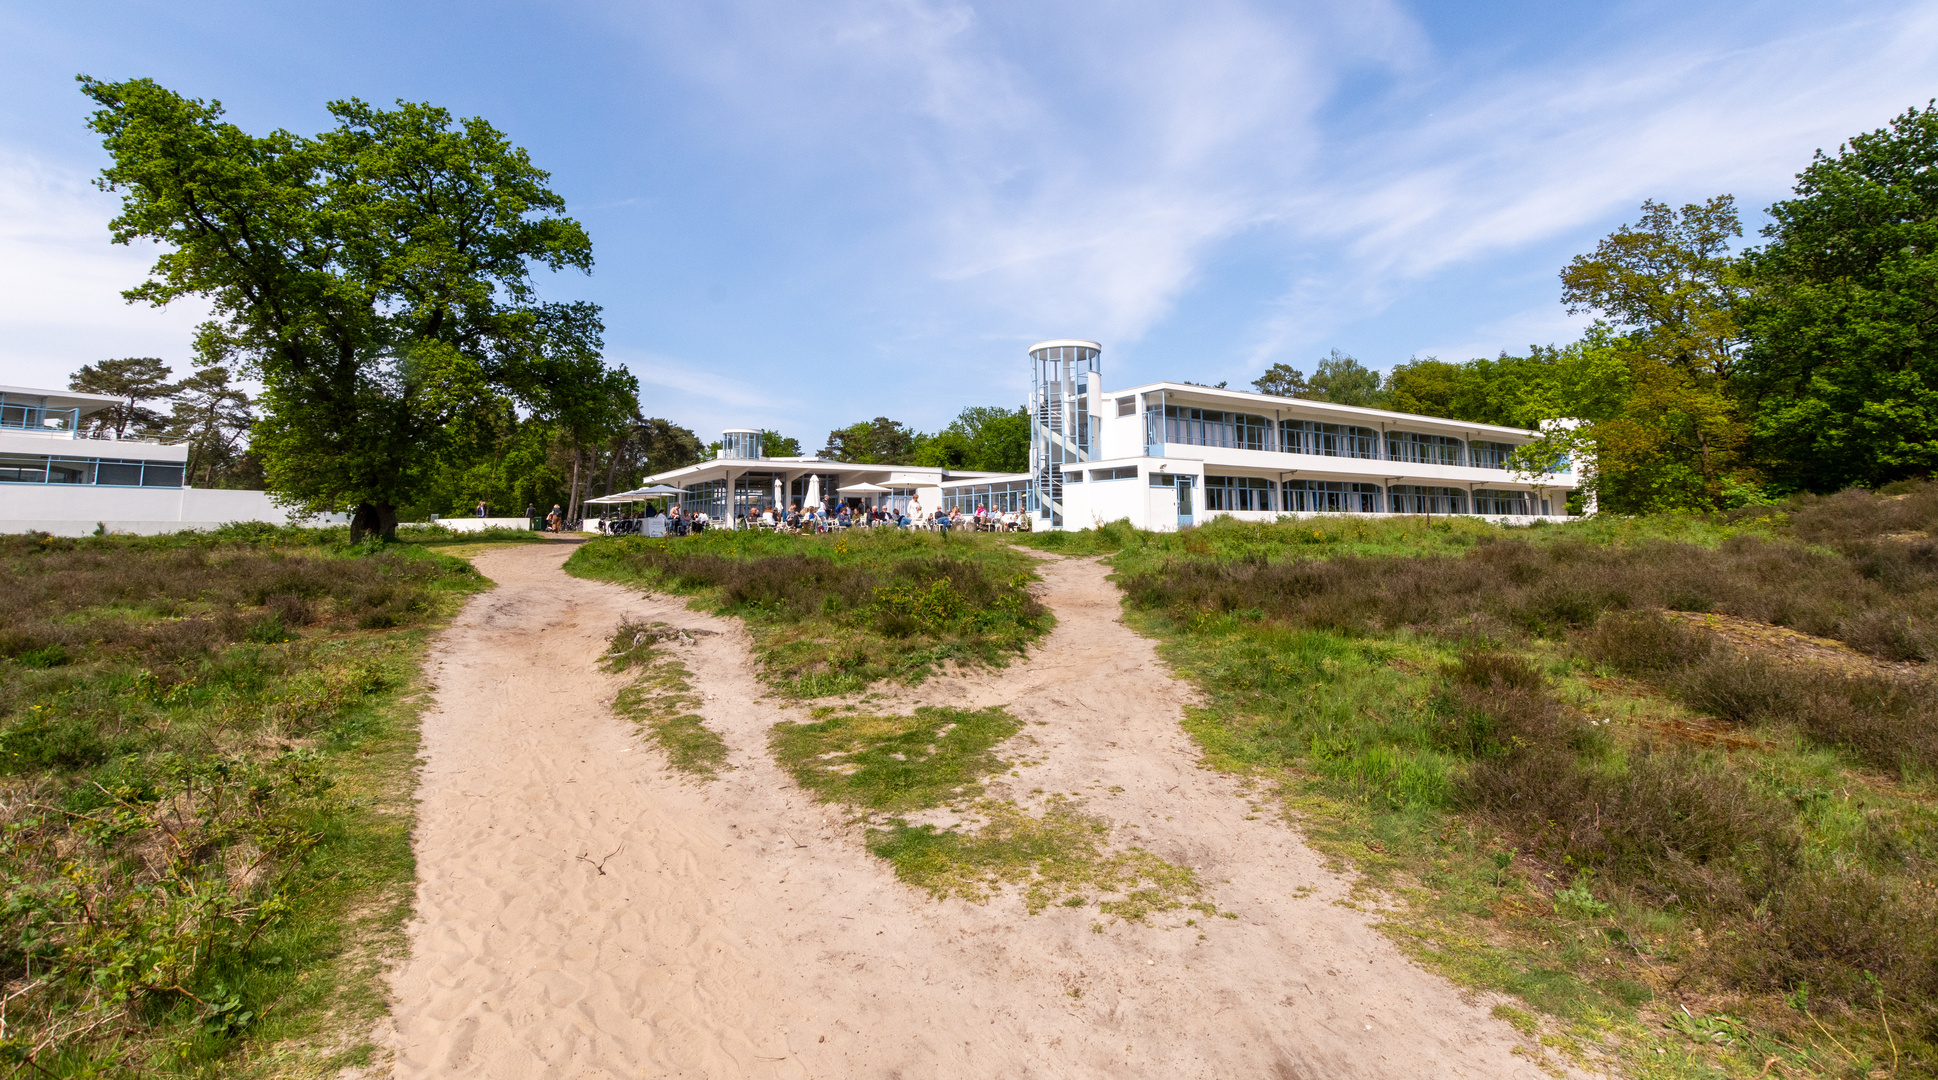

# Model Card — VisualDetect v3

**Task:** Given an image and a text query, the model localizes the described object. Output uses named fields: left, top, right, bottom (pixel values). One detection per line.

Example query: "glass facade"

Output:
left=1470, top=440, right=1514, bottom=469
left=1029, top=343, right=1101, bottom=526
left=1283, top=479, right=1382, bottom=513
left=718, top=429, right=761, bottom=460
left=1388, top=485, right=1468, bottom=515
left=1386, top=431, right=1465, bottom=466
left=1280, top=419, right=1379, bottom=459
left=0, top=393, right=80, bottom=434
left=0, top=453, right=185, bottom=488
left=944, top=479, right=1030, bottom=514
left=1204, top=474, right=1275, bottom=511
left=680, top=480, right=727, bottom=521
left=1160, top=406, right=1274, bottom=451
left=1473, top=489, right=1532, bottom=515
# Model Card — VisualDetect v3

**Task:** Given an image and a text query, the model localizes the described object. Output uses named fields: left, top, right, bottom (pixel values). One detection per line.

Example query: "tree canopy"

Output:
left=1739, top=102, right=1938, bottom=492
left=81, top=77, right=637, bottom=539
left=69, top=356, right=173, bottom=439
left=821, top=416, right=920, bottom=464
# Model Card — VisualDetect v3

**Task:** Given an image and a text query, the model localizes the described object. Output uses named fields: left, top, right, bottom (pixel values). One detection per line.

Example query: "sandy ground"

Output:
left=376, top=541, right=1569, bottom=1079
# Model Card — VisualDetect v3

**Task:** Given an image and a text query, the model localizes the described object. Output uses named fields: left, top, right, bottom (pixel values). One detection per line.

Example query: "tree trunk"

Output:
left=568, top=446, right=583, bottom=529
left=350, top=502, right=400, bottom=543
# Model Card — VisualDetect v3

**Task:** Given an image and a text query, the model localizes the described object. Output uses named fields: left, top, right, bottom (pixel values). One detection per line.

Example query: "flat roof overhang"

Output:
left=0, top=385, right=124, bottom=415
left=1111, top=382, right=1547, bottom=442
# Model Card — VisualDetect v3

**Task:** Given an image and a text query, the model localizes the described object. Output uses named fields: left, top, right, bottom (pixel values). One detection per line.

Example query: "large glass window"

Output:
left=1386, top=431, right=1464, bottom=466
left=1388, top=485, right=1467, bottom=514
left=1470, top=441, right=1514, bottom=469
left=0, top=454, right=188, bottom=488
left=942, top=479, right=1030, bottom=513
left=1204, top=474, right=1274, bottom=511
left=1283, top=479, right=1381, bottom=513
left=48, top=459, right=95, bottom=484
left=141, top=464, right=185, bottom=488
left=1161, top=406, right=1274, bottom=451
left=1473, top=489, right=1531, bottom=515
left=0, top=455, right=48, bottom=483
left=96, top=461, right=144, bottom=486
left=1279, top=419, right=1379, bottom=459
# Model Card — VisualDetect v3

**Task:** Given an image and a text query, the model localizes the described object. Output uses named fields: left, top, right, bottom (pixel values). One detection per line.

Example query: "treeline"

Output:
left=1262, top=102, right=1938, bottom=515
left=819, top=406, right=1029, bottom=471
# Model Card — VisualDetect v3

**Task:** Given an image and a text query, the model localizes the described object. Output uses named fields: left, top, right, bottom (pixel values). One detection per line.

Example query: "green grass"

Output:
left=1034, top=498, right=1938, bottom=1079
left=0, top=528, right=490, bottom=1077
left=603, top=619, right=731, bottom=778
left=770, top=705, right=1019, bottom=811
left=566, top=527, right=1051, bottom=696
left=768, top=705, right=1204, bottom=920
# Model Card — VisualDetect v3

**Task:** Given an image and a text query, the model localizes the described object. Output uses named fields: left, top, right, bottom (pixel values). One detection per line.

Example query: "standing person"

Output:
left=525, top=502, right=536, bottom=528
left=909, top=496, right=923, bottom=522
left=547, top=504, right=562, bottom=533
left=475, top=498, right=488, bottom=518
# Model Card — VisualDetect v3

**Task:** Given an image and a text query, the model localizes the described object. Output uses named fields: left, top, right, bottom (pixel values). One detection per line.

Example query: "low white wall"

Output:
left=2, top=486, right=346, bottom=536
left=431, top=517, right=533, bottom=533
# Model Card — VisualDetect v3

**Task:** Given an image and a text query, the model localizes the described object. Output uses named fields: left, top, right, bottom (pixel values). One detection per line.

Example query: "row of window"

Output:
left=941, top=480, right=1031, bottom=514
left=1143, top=405, right=1524, bottom=469
left=0, top=453, right=186, bottom=488
left=1199, top=474, right=1536, bottom=516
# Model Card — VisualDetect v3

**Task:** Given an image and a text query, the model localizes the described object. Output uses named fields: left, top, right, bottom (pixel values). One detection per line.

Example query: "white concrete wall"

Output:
left=0, top=430, right=189, bottom=463
left=431, top=516, right=533, bottom=533
left=2, top=486, right=344, bottom=536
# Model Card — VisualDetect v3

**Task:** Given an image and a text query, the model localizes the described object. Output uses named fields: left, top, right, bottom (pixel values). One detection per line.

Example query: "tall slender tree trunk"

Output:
left=568, top=445, right=583, bottom=528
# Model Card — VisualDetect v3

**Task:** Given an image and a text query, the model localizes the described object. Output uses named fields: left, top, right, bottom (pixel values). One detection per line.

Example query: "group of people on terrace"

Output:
left=743, top=499, right=1029, bottom=534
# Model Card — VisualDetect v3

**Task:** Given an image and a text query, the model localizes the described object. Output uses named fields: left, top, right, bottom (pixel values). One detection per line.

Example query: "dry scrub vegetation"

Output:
left=0, top=526, right=500, bottom=1077
left=568, top=529, right=1050, bottom=696
left=1025, top=484, right=1938, bottom=1079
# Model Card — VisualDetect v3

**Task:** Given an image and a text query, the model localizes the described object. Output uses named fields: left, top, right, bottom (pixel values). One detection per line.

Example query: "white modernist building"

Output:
left=0, top=383, right=322, bottom=536
left=1015, top=340, right=1580, bottom=531
left=637, top=341, right=1579, bottom=532
left=627, top=426, right=1015, bottom=526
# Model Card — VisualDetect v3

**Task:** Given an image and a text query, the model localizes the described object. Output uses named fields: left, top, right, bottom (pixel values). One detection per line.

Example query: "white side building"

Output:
left=955, top=340, right=1580, bottom=531
left=0, top=384, right=323, bottom=536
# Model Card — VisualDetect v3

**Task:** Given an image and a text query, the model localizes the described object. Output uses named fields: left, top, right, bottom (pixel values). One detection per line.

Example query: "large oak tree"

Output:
left=82, top=77, right=636, bottom=540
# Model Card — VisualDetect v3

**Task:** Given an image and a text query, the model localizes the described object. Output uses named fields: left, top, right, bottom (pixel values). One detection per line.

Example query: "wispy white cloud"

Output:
left=603, top=0, right=1938, bottom=391
left=0, top=156, right=210, bottom=387
left=614, top=348, right=785, bottom=429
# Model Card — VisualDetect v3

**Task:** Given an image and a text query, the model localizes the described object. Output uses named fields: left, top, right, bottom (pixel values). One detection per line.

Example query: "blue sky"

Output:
left=2, top=1, right=1934, bottom=446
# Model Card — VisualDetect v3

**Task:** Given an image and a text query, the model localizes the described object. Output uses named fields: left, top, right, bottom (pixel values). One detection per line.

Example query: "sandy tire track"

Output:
left=375, top=541, right=1571, bottom=1078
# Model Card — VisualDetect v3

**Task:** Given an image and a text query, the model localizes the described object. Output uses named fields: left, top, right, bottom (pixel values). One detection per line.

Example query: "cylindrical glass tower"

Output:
left=719, top=428, right=762, bottom=460
left=1028, top=340, right=1101, bottom=527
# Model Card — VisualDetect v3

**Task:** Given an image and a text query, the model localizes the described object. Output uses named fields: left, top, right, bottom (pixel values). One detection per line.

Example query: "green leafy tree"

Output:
left=913, top=406, right=1029, bottom=472
left=82, top=77, right=637, bottom=540
left=821, top=416, right=919, bottom=464
left=1739, top=102, right=1938, bottom=492
left=1558, top=197, right=1754, bottom=510
left=164, top=363, right=255, bottom=487
left=1307, top=349, right=1382, bottom=406
left=1381, top=357, right=1461, bottom=417
left=1251, top=362, right=1309, bottom=398
left=68, top=356, right=173, bottom=439
left=761, top=429, right=803, bottom=457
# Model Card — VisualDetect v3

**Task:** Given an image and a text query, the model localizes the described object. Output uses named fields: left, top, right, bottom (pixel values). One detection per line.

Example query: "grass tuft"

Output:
left=604, top=619, right=731, bottom=778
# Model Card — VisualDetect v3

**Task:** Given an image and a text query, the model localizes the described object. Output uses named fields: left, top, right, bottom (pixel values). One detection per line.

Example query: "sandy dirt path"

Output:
left=378, top=541, right=1565, bottom=1079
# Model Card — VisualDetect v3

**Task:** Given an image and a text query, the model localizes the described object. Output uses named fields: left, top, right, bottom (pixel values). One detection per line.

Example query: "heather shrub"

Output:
left=1579, top=609, right=1716, bottom=673
left=568, top=531, right=1049, bottom=693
